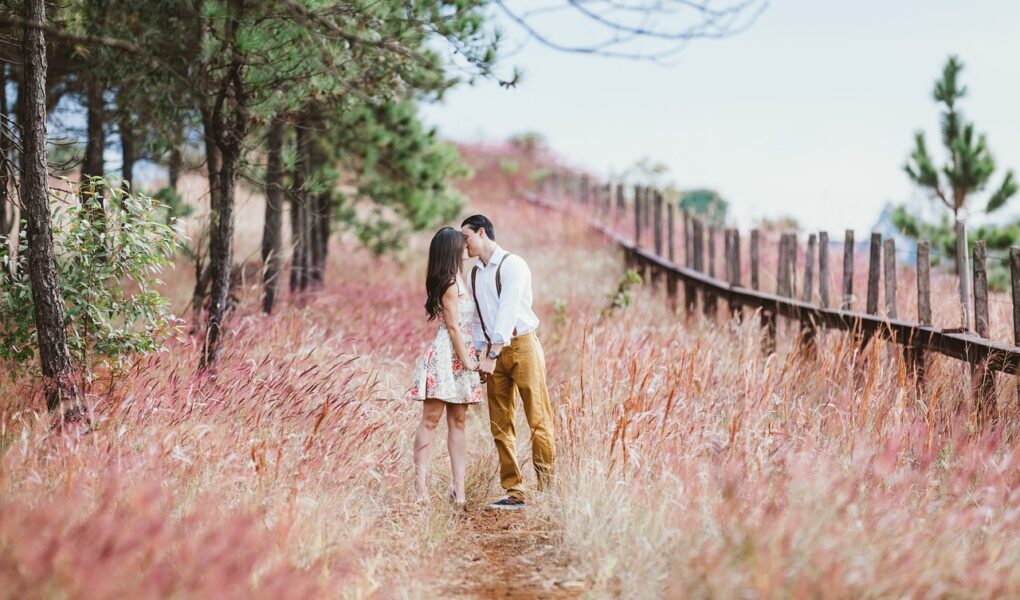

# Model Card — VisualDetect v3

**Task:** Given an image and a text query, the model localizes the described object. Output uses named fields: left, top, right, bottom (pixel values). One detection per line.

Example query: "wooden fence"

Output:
left=532, top=172, right=1020, bottom=415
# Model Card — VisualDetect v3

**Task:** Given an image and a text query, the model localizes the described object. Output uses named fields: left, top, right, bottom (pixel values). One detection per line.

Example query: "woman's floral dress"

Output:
left=410, top=279, right=483, bottom=404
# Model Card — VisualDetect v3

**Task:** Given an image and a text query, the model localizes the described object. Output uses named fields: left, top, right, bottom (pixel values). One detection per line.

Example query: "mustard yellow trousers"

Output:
left=486, top=332, right=556, bottom=500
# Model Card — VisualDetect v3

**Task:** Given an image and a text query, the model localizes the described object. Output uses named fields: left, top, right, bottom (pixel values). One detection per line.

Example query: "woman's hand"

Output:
left=463, top=356, right=480, bottom=371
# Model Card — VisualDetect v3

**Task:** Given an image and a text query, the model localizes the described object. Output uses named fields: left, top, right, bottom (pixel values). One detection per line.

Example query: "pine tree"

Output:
left=904, top=55, right=1017, bottom=328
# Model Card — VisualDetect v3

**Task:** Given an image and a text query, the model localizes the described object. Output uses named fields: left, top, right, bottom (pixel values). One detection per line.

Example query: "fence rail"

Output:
left=525, top=178, right=1020, bottom=408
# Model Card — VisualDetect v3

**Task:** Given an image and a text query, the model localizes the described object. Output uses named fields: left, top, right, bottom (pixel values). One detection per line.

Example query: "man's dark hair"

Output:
left=461, top=214, right=495, bottom=241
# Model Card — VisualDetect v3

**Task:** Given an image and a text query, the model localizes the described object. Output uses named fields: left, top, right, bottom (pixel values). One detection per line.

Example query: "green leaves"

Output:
left=933, top=55, right=965, bottom=107
left=987, top=171, right=1018, bottom=213
left=906, top=55, right=1014, bottom=215
left=324, top=99, right=469, bottom=253
left=904, top=131, right=941, bottom=194
left=0, top=177, right=180, bottom=379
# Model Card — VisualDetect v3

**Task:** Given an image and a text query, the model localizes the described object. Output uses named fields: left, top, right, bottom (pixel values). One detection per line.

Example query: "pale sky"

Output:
left=420, top=0, right=1020, bottom=233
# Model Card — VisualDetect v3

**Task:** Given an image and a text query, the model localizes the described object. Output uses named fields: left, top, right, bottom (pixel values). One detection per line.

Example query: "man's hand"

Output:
left=478, top=356, right=497, bottom=376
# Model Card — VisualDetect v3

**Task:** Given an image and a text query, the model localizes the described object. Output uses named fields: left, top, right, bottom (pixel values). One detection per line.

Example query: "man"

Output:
left=461, top=214, right=556, bottom=511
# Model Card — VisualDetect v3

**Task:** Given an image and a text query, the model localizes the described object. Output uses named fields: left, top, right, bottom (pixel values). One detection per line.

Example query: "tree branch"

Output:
left=0, top=14, right=191, bottom=86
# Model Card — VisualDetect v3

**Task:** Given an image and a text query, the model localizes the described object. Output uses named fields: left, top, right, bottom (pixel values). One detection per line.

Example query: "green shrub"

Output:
left=0, top=177, right=180, bottom=380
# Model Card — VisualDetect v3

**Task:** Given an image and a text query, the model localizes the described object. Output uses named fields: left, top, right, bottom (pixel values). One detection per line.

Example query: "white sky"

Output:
left=419, top=0, right=1020, bottom=233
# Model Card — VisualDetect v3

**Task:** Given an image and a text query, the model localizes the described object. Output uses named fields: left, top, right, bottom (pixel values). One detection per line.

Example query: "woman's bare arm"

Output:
left=442, top=282, right=478, bottom=370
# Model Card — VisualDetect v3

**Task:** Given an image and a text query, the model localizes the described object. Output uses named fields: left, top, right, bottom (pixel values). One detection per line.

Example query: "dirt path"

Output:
left=436, top=505, right=587, bottom=599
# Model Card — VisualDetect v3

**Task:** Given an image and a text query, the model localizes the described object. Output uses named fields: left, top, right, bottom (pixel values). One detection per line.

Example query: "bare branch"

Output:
left=496, top=0, right=768, bottom=61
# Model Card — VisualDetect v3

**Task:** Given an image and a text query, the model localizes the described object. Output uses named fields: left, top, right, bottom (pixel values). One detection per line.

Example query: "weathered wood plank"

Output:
left=842, top=230, right=854, bottom=311
left=819, top=231, right=830, bottom=308
left=867, top=232, right=881, bottom=315
left=884, top=238, right=897, bottom=319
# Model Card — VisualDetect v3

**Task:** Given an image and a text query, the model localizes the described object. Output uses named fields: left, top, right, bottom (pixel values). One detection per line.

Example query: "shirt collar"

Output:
left=482, top=245, right=506, bottom=269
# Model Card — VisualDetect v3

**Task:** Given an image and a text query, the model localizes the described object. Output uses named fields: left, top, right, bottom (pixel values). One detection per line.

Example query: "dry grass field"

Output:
left=3, top=144, right=1020, bottom=598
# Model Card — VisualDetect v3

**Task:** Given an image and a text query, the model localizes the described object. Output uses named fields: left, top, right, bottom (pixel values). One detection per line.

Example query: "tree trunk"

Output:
left=955, top=217, right=971, bottom=330
left=261, top=114, right=284, bottom=314
left=201, top=137, right=238, bottom=368
left=0, top=61, right=12, bottom=242
left=316, top=190, right=331, bottom=277
left=82, top=75, right=104, bottom=180
left=307, top=112, right=330, bottom=288
left=190, top=109, right=222, bottom=333
left=168, top=147, right=182, bottom=191
left=22, top=0, right=81, bottom=414
left=199, top=0, right=245, bottom=369
left=119, top=111, right=135, bottom=190
left=308, top=124, right=325, bottom=289
left=290, top=117, right=311, bottom=292
left=288, top=193, right=304, bottom=292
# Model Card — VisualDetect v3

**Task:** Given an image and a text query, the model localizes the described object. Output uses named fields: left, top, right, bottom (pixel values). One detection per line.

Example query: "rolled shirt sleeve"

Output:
left=491, top=256, right=529, bottom=345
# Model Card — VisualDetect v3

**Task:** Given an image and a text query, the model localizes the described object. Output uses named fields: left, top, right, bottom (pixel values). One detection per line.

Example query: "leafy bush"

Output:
left=0, top=177, right=180, bottom=379
left=600, top=269, right=643, bottom=320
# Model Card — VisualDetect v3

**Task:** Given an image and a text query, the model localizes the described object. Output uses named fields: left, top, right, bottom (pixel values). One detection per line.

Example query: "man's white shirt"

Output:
left=467, top=245, right=540, bottom=351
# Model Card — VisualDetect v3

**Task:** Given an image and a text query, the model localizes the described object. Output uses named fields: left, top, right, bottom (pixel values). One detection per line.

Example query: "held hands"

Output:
left=477, top=356, right=497, bottom=376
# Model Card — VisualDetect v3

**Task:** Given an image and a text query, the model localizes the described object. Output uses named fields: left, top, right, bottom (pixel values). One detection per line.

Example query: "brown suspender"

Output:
left=471, top=253, right=514, bottom=345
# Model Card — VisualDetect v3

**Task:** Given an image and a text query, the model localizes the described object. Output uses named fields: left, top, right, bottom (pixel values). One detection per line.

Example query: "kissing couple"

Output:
left=408, top=214, right=556, bottom=510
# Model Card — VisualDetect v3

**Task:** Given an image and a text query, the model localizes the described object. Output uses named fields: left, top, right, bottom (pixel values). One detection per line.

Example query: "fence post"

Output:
left=731, top=229, right=742, bottom=288
left=645, top=187, right=652, bottom=230
left=667, top=202, right=675, bottom=263
left=728, top=229, right=742, bottom=320
left=666, top=200, right=677, bottom=310
left=867, top=233, right=881, bottom=315
left=753, top=229, right=773, bottom=353
left=683, top=210, right=695, bottom=315
left=651, top=191, right=663, bottom=288
left=692, top=218, right=704, bottom=272
left=708, top=226, right=717, bottom=279
left=724, top=229, right=732, bottom=281
left=777, top=233, right=794, bottom=298
left=751, top=229, right=760, bottom=291
left=883, top=238, right=900, bottom=364
left=911, top=241, right=933, bottom=391
left=704, top=225, right=718, bottom=319
left=654, top=191, right=663, bottom=257
left=957, top=220, right=971, bottom=330
left=1011, top=246, right=1020, bottom=404
left=777, top=233, right=796, bottom=340
left=819, top=232, right=830, bottom=308
left=633, top=185, right=642, bottom=248
left=803, top=233, right=816, bottom=304
left=883, top=238, right=897, bottom=319
left=800, top=233, right=817, bottom=356
left=973, top=240, right=996, bottom=424
left=684, top=210, right=693, bottom=267
left=842, top=230, right=854, bottom=311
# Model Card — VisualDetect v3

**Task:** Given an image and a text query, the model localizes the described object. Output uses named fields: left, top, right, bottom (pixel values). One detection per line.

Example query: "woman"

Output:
left=410, top=227, right=483, bottom=506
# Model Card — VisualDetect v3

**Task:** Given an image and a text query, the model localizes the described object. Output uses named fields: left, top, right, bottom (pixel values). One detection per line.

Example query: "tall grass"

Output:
left=3, top=144, right=1020, bottom=597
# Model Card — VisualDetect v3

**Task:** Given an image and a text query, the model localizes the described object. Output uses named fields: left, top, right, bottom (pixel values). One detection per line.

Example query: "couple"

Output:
left=409, top=214, right=556, bottom=510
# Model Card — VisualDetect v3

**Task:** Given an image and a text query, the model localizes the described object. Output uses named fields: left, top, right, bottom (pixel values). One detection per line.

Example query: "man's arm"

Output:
left=466, top=268, right=486, bottom=352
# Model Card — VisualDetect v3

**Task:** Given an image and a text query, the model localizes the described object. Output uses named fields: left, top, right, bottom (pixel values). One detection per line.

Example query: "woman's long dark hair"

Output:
left=425, top=227, right=464, bottom=321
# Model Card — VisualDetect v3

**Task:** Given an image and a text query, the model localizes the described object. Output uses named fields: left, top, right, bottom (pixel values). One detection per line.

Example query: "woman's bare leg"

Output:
left=413, top=399, right=446, bottom=500
left=446, top=403, right=468, bottom=503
